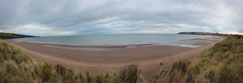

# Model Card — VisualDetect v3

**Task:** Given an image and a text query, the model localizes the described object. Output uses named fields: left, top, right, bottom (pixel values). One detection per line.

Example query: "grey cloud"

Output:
left=0, top=0, right=242, bottom=35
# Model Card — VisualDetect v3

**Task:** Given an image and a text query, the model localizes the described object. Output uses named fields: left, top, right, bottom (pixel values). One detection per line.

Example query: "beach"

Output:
left=7, top=36, right=224, bottom=81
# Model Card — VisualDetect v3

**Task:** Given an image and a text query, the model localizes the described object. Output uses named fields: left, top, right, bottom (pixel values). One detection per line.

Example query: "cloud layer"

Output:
left=0, top=0, right=242, bottom=36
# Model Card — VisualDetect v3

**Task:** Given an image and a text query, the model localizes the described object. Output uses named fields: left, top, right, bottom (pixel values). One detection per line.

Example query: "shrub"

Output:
left=171, top=59, right=191, bottom=73
left=40, top=64, right=53, bottom=82
left=120, top=65, right=139, bottom=83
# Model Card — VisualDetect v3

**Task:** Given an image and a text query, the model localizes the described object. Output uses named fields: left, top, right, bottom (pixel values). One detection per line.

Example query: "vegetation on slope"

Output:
left=178, top=32, right=243, bottom=37
left=0, top=39, right=147, bottom=83
left=0, top=32, right=35, bottom=39
left=178, top=32, right=223, bottom=36
left=152, top=36, right=243, bottom=83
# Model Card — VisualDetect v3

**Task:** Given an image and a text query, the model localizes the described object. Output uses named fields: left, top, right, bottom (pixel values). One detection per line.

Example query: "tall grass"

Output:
left=153, top=36, right=243, bottom=83
left=0, top=40, right=42, bottom=83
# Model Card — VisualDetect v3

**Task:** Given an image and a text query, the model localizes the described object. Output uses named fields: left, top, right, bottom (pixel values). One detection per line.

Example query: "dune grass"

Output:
left=0, top=39, right=147, bottom=83
left=152, top=36, right=243, bottom=83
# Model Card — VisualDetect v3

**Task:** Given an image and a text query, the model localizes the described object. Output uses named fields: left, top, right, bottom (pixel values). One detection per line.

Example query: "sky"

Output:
left=0, top=0, right=243, bottom=36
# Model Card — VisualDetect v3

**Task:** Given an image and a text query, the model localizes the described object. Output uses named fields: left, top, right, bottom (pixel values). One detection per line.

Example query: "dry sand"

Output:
left=7, top=36, right=224, bottom=82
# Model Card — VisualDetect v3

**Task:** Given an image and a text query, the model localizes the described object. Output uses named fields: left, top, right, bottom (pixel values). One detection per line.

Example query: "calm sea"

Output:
left=13, top=34, right=212, bottom=48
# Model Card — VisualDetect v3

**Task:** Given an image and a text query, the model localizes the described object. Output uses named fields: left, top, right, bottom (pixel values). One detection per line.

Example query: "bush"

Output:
left=40, top=64, right=53, bottom=82
left=120, top=65, right=139, bottom=83
left=171, top=59, right=191, bottom=73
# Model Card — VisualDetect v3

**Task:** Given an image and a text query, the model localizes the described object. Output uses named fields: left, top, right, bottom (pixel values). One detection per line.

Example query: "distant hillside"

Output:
left=178, top=32, right=223, bottom=36
left=178, top=32, right=243, bottom=38
left=0, top=32, right=36, bottom=39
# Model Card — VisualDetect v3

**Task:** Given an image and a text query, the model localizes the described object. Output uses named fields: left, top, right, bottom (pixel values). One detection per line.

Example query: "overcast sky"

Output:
left=0, top=0, right=242, bottom=36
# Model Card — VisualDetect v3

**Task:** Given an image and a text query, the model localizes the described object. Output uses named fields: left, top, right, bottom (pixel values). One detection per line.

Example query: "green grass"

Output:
left=153, top=36, right=243, bottom=83
left=0, top=39, right=42, bottom=83
left=0, top=39, right=147, bottom=83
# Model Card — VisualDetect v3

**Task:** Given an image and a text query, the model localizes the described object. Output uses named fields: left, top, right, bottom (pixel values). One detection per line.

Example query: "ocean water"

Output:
left=13, top=34, right=212, bottom=48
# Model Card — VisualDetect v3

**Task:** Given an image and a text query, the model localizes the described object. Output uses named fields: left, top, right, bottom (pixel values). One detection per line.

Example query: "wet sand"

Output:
left=7, top=36, right=224, bottom=82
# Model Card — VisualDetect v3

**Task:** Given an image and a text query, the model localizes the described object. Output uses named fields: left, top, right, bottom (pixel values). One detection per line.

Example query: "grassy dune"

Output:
left=152, top=36, right=243, bottom=83
left=0, top=39, right=147, bottom=83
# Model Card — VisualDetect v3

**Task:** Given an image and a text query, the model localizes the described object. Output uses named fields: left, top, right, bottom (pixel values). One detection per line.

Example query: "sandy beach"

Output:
left=7, top=36, right=224, bottom=81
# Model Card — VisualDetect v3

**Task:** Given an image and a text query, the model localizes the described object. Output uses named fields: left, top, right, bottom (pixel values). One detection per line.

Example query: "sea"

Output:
left=13, top=34, right=213, bottom=48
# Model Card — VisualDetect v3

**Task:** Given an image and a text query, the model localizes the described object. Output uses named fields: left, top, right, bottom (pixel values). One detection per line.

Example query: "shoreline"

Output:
left=11, top=34, right=215, bottom=48
left=6, top=36, right=224, bottom=81
left=10, top=36, right=217, bottom=49
left=8, top=40, right=193, bottom=64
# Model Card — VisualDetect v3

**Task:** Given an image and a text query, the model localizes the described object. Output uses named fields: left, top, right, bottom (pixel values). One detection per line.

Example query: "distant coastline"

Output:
left=0, top=32, right=37, bottom=39
left=178, top=32, right=222, bottom=36
left=178, top=32, right=243, bottom=37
